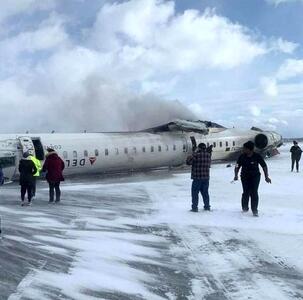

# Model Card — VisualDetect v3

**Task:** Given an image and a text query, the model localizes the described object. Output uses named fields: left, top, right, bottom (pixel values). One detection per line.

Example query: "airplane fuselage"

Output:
left=0, top=125, right=283, bottom=183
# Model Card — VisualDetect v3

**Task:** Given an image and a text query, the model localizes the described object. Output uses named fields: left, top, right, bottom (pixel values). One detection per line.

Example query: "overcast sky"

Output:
left=0, top=0, right=303, bottom=136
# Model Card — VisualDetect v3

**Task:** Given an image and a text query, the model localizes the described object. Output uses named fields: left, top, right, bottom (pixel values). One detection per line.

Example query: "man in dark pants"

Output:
left=42, top=148, right=65, bottom=203
left=0, top=164, right=4, bottom=185
left=19, top=152, right=37, bottom=206
left=290, top=141, right=302, bottom=172
left=186, top=143, right=212, bottom=212
left=29, top=152, right=42, bottom=199
left=234, top=141, right=271, bottom=217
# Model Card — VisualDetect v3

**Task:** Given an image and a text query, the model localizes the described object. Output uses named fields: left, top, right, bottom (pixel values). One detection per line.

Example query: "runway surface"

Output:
left=1, top=144, right=303, bottom=299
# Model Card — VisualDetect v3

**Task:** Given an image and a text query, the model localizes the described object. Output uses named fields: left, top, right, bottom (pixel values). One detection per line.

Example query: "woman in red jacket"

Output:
left=42, top=148, right=65, bottom=203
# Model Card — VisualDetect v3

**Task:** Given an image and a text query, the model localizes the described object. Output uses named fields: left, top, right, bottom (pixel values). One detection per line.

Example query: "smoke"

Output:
left=69, top=76, right=196, bottom=132
left=0, top=75, right=196, bottom=133
left=53, top=78, right=196, bottom=132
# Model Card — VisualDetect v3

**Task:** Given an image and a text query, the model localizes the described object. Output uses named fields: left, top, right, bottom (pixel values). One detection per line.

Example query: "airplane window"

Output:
left=233, top=141, right=236, bottom=146
left=173, top=145, right=176, bottom=151
left=133, top=147, right=137, bottom=154
left=183, top=144, right=187, bottom=152
left=166, top=145, right=169, bottom=151
left=84, top=150, right=88, bottom=157
left=151, top=146, right=154, bottom=152
left=124, top=148, right=128, bottom=154
left=158, top=145, right=162, bottom=152
left=105, top=149, right=109, bottom=156
left=219, top=142, right=223, bottom=147
left=63, top=151, right=68, bottom=159
left=226, top=141, right=229, bottom=147
left=73, top=151, right=77, bottom=158
left=115, top=148, right=119, bottom=155
left=213, top=142, right=216, bottom=148
left=142, top=146, right=146, bottom=153
left=95, top=149, right=99, bottom=156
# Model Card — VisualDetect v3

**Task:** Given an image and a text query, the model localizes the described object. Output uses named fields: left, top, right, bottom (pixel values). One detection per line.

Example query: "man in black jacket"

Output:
left=234, top=141, right=271, bottom=217
left=290, top=141, right=302, bottom=172
left=19, top=152, right=37, bottom=206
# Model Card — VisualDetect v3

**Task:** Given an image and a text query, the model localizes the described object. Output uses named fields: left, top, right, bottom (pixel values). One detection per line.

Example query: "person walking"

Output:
left=186, top=143, right=212, bottom=212
left=290, top=141, right=302, bottom=172
left=19, top=152, right=37, bottom=206
left=42, top=148, right=65, bottom=203
left=0, top=164, right=4, bottom=185
left=234, top=141, right=271, bottom=217
left=29, top=152, right=42, bottom=199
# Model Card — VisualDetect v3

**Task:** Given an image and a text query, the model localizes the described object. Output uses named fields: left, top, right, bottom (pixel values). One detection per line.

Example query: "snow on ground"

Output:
left=0, top=144, right=303, bottom=299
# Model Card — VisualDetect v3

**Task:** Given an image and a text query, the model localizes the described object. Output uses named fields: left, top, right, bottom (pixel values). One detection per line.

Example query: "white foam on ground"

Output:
left=4, top=144, right=303, bottom=299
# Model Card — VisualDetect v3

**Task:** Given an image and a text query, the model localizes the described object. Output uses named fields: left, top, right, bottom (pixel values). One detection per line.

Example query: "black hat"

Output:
left=198, top=143, right=206, bottom=150
left=243, top=141, right=255, bottom=151
left=23, top=151, right=30, bottom=158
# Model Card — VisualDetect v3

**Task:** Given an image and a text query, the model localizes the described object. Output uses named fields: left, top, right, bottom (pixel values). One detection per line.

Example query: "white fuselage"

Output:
left=0, top=128, right=282, bottom=182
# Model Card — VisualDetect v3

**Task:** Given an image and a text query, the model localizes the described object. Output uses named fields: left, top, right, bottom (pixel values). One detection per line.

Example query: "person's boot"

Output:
left=253, top=211, right=259, bottom=217
left=190, top=208, right=198, bottom=212
left=21, top=201, right=25, bottom=206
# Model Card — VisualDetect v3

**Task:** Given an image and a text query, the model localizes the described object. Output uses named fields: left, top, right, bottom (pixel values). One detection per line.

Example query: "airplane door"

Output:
left=18, top=136, right=36, bottom=155
left=190, top=136, right=197, bottom=152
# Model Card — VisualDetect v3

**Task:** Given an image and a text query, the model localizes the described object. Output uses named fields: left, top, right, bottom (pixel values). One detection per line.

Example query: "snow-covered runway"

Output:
left=1, top=144, right=303, bottom=299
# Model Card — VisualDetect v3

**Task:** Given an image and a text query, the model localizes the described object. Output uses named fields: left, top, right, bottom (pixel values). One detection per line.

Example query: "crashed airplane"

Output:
left=0, top=120, right=283, bottom=183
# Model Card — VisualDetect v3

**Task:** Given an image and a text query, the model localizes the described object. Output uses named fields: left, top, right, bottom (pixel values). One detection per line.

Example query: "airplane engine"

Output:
left=254, top=133, right=269, bottom=149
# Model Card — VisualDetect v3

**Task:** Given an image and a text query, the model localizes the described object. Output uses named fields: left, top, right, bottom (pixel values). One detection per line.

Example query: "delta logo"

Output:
left=89, top=157, right=97, bottom=165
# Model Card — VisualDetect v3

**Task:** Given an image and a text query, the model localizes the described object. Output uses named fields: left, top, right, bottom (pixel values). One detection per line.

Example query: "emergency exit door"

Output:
left=18, top=137, right=36, bottom=155
left=18, top=137, right=45, bottom=160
